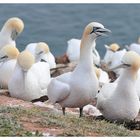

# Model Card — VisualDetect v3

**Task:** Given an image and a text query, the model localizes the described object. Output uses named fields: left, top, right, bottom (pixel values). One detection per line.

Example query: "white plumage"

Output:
left=8, top=50, right=51, bottom=101
left=25, top=42, right=56, bottom=69
left=48, top=22, right=111, bottom=117
left=126, top=43, right=140, bottom=55
left=66, top=38, right=81, bottom=62
left=101, top=43, right=120, bottom=66
left=0, top=17, right=24, bottom=49
left=97, top=51, right=140, bottom=122
left=66, top=38, right=100, bottom=66
left=94, top=66, right=110, bottom=88
left=101, top=44, right=126, bottom=77
left=0, top=45, right=19, bottom=89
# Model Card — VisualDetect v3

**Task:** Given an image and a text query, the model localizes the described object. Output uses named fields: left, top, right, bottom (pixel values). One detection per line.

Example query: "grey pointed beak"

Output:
left=0, top=55, right=8, bottom=63
left=96, top=28, right=111, bottom=36
left=109, top=62, right=131, bottom=71
left=11, top=29, right=18, bottom=40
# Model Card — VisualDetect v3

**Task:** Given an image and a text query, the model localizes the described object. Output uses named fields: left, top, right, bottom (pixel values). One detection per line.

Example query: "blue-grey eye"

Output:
left=90, top=27, right=101, bottom=34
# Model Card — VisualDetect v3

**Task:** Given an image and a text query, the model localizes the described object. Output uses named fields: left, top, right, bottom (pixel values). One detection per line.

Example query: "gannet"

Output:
left=97, top=51, right=140, bottom=122
left=101, top=43, right=120, bottom=67
left=126, top=43, right=140, bottom=55
left=101, top=44, right=126, bottom=77
left=125, top=37, right=140, bottom=55
left=66, top=38, right=81, bottom=63
left=8, top=50, right=51, bottom=101
left=66, top=38, right=101, bottom=66
left=25, top=42, right=56, bottom=69
left=47, top=22, right=111, bottom=117
left=94, top=66, right=110, bottom=88
left=0, top=44, right=19, bottom=89
left=0, top=17, right=24, bottom=49
left=108, top=49, right=127, bottom=76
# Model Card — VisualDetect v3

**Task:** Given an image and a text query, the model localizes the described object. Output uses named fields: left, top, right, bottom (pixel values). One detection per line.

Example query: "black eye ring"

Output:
left=90, top=27, right=101, bottom=34
left=37, top=51, right=43, bottom=55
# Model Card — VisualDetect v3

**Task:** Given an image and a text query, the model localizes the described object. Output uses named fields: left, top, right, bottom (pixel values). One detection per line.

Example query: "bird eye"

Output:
left=37, top=51, right=43, bottom=55
left=90, top=27, right=101, bottom=34
left=93, top=27, right=100, bottom=32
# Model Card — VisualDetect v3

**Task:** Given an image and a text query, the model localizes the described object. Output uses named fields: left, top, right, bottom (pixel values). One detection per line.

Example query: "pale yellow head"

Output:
left=4, top=17, right=24, bottom=34
left=17, top=50, right=35, bottom=71
left=109, top=43, right=120, bottom=52
left=35, top=42, right=50, bottom=55
left=81, top=22, right=110, bottom=48
left=122, top=51, right=140, bottom=71
left=83, top=22, right=104, bottom=37
left=0, top=45, right=19, bottom=61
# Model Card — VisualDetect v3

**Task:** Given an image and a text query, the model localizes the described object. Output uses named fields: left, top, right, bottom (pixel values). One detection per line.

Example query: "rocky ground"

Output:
left=0, top=92, right=140, bottom=137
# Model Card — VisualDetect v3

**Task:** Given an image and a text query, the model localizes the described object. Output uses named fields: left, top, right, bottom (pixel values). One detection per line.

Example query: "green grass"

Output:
left=0, top=105, right=139, bottom=136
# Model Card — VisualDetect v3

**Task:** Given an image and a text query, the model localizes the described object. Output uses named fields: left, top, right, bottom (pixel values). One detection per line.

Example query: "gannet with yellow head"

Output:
left=0, top=44, right=19, bottom=89
left=8, top=50, right=51, bottom=101
left=101, top=43, right=120, bottom=66
left=25, top=42, right=56, bottom=69
left=47, top=22, right=111, bottom=117
left=94, top=66, right=110, bottom=88
left=97, top=51, right=140, bottom=122
left=0, top=17, right=24, bottom=49
left=101, top=43, right=126, bottom=77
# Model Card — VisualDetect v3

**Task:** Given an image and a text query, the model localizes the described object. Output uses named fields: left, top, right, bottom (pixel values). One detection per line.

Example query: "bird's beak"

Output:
left=109, top=62, right=131, bottom=71
left=96, top=28, right=111, bottom=36
left=0, top=55, right=8, bottom=63
left=11, top=29, right=18, bottom=40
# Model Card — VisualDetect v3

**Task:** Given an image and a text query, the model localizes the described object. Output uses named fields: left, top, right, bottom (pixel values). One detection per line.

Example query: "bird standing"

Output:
left=47, top=22, right=111, bottom=117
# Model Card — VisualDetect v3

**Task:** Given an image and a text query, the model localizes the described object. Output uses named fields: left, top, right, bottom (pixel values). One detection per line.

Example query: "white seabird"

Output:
left=101, top=43, right=126, bottom=77
left=97, top=51, right=140, bottom=122
left=8, top=50, right=51, bottom=101
left=94, top=66, right=110, bottom=88
left=47, top=22, right=111, bottom=117
left=125, top=37, right=140, bottom=55
left=0, top=44, right=19, bottom=89
left=25, top=42, right=56, bottom=69
left=0, top=17, right=24, bottom=49
left=101, top=43, right=120, bottom=67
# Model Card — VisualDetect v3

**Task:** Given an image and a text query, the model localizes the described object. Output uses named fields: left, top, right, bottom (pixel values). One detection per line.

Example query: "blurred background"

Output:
left=0, top=4, right=140, bottom=57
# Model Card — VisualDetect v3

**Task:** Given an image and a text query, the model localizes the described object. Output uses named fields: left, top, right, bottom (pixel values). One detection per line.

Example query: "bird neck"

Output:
left=78, top=36, right=96, bottom=68
left=116, top=69, right=137, bottom=95
left=1, top=26, right=12, bottom=39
